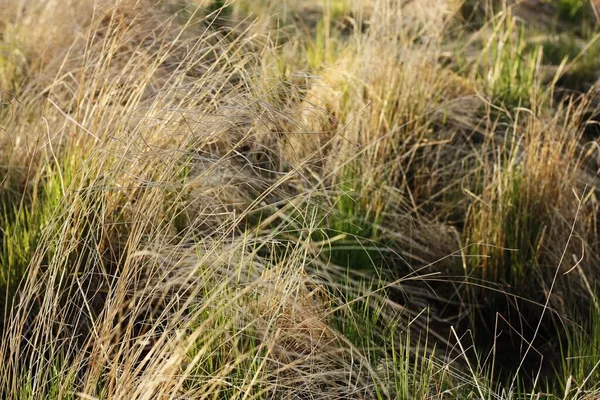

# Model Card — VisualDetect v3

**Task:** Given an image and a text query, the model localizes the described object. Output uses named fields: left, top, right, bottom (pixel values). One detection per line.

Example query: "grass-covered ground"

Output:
left=2, top=0, right=600, bottom=398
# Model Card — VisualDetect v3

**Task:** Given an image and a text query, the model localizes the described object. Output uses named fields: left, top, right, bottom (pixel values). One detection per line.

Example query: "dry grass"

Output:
left=1, top=0, right=600, bottom=398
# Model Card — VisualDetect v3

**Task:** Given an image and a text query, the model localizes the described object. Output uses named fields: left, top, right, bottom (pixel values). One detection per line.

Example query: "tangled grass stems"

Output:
left=1, top=0, right=600, bottom=398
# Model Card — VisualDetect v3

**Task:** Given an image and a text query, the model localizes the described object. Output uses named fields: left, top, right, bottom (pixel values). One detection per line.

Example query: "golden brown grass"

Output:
left=2, top=0, right=600, bottom=398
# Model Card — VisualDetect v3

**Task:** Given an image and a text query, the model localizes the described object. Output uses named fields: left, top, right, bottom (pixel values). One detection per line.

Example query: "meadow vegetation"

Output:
left=1, top=0, right=600, bottom=398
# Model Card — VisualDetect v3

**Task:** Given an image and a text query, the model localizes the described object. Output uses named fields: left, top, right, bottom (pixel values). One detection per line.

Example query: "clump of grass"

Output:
left=477, top=8, right=541, bottom=108
left=17, top=356, right=82, bottom=400
left=178, top=244, right=423, bottom=399
left=560, top=302, right=600, bottom=397
left=0, top=166, right=63, bottom=322
left=464, top=97, right=592, bottom=300
left=307, top=161, right=388, bottom=273
left=557, top=0, right=589, bottom=24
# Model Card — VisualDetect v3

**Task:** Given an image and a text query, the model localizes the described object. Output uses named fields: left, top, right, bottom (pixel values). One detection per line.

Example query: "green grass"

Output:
left=17, top=358, right=78, bottom=400
left=560, top=304, right=600, bottom=397
left=2, top=0, right=600, bottom=398
left=557, top=0, right=589, bottom=24
left=317, top=164, right=386, bottom=271
left=0, top=163, right=65, bottom=322
left=477, top=9, right=541, bottom=108
left=466, top=165, right=546, bottom=289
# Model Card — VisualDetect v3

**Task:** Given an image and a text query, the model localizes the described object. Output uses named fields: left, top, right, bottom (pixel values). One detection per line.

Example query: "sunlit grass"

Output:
left=1, top=0, right=600, bottom=399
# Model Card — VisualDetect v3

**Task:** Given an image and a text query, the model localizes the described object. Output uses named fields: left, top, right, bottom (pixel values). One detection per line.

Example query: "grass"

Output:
left=0, top=163, right=64, bottom=321
left=561, top=304, right=600, bottom=397
left=471, top=7, right=541, bottom=108
left=558, top=0, right=589, bottom=24
left=1, top=0, right=600, bottom=398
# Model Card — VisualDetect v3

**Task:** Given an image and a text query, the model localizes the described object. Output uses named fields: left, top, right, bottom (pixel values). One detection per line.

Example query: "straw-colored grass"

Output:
left=2, top=0, right=600, bottom=398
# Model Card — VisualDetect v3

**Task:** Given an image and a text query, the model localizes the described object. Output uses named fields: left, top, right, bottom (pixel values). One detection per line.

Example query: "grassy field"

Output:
left=1, top=0, right=600, bottom=398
